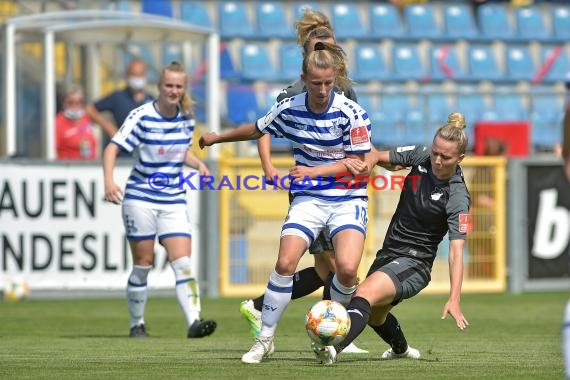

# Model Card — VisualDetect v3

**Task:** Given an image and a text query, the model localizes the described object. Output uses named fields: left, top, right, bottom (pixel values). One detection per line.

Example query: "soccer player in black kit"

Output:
left=313, top=112, right=471, bottom=364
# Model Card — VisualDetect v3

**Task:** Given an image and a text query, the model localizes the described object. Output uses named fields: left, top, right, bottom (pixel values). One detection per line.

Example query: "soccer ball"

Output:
left=305, top=300, right=350, bottom=346
left=2, top=277, right=31, bottom=302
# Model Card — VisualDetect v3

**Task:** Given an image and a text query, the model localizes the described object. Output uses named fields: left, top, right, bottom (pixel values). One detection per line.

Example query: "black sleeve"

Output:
left=446, top=179, right=471, bottom=240
left=344, top=86, right=358, bottom=102
left=389, top=145, right=430, bottom=167
left=276, top=80, right=304, bottom=102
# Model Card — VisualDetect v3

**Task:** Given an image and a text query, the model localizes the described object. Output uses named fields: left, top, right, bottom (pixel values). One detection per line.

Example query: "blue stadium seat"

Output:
left=429, top=44, right=465, bottom=82
left=477, top=3, right=515, bottom=41
left=530, top=86, right=563, bottom=149
left=276, top=43, right=302, bottom=82
left=505, top=44, right=535, bottom=82
left=294, top=2, right=321, bottom=19
left=467, top=44, right=504, bottom=82
left=218, top=2, right=254, bottom=39
left=443, top=4, right=478, bottom=41
left=404, top=4, right=442, bottom=40
left=352, top=44, right=390, bottom=82
left=380, top=88, right=412, bottom=123
left=180, top=1, right=213, bottom=28
left=331, top=3, right=368, bottom=40
left=421, top=86, right=453, bottom=126
left=456, top=86, right=487, bottom=140
left=515, top=6, right=550, bottom=42
left=256, top=2, right=294, bottom=39
left=356, top=93, right=383, bottom=136
left=490, top=87, right=529, bottom=121
left=368, top=3, right=404, bottom=40
left=551, top=6, right=570, bottom=43
left=404, top=109, right=427, bottom=146
left=240, top=43, right=277, bottom=81
left=226, top=84, right=263, bottom=125
left=539, top=45, right=569, bottom=84
left=220, top=45, right=241, bottom=80
left=142, top=0, right=173, bottom=17
left=392, top=44, right=425, bottom=81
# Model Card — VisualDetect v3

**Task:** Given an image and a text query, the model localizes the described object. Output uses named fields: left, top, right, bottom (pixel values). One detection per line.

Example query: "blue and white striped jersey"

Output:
left=111, top=102, right=195, bottom=206
left=257, top=92, right=372, bottom=201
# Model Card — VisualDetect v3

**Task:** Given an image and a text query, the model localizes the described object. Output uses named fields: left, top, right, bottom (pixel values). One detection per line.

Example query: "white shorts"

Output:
left=281, top=196, right=368, bottom=247
left=121, top=202, right=192, bottom=241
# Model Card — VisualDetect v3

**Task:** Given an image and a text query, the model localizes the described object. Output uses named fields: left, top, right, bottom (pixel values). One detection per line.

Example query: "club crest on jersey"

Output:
left=350, top=126, right=369, bottom=145
left=329, top=122, right=342, bottom=137
left=431, top=188, right=443, bottom=201
left=157, top=146, right=165, bottom=155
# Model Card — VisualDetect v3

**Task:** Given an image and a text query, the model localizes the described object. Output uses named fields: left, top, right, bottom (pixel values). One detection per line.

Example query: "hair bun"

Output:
left=314, top=41, right=325, bottom=51
left=447, top=112, right=466, bottom=130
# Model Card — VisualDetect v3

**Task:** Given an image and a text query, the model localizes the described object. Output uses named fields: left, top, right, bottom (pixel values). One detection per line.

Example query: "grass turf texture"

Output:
left=0, top=292, right=565, bottom=379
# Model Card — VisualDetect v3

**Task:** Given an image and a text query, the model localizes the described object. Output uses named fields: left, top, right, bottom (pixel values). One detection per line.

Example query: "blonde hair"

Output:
left=435, top=112, right=468, bottom=155
left=302, top=42, right=351, bottom=90
left=159, top=61, right=193, bottom=115
left=296, top=10, right=335, bottom=54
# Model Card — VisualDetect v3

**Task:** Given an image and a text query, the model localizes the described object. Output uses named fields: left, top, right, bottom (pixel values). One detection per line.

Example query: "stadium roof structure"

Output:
left=2, top=10, right=221, bottom=159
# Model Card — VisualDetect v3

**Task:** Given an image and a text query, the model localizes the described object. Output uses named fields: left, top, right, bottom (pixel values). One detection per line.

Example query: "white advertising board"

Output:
left=0, top=163, right=200, bottom=290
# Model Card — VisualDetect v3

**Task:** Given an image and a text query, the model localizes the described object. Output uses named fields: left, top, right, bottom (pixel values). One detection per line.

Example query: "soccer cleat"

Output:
left=239, top=299, right=262, bottom=337
left=188, top=319, right=217, bottom=338
left=129, top=324, right=148, bottom=338
left=241, top=336, right=275, bottom=364
left=311, top=342, right=337, bottom=365
left=342, top=342, right=369, bottom=354
left=381, top=346, right=421, bottom=360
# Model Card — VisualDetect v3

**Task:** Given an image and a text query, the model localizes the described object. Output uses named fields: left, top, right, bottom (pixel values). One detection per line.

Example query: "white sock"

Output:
left=259, top=270, right=293, bottom=337
left=562, top=301, right=570, bottom=379
left=330, top=274, right=357, bottom=306
left=171, top=256, right=201, bottom=327
left=127, top=265, right=151, bottom=328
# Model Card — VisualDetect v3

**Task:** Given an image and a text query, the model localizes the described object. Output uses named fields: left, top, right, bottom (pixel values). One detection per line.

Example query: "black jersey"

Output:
left=382, top=145, right=471, bottom=267
left=276, top=79, right=358, bottom=103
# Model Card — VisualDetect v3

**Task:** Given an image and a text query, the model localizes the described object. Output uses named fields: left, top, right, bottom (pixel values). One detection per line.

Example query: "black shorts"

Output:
left=367, top=250, right=431, bottom=305
left=289, top=191, right=334, bottom=255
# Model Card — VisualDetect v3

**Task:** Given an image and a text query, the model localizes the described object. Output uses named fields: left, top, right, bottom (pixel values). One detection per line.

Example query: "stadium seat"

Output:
left=404, top=4, right=442, bottom=40
left=456, top=86, right=487, bottom=140
left=404, top=109, right=427, bottom=146
left=180, top=1, right=214, bottom=28
left=530, top=86, right=563, bottom=149
left=142, top=0, right=173, bottom=17
left=538, top=45, right=569, bottom=84
left=294, top=2, right=321, bottom=19
left=368, top=3, right=404, bottom=40
left=380, top=88, right=412, bottom=124
left=515, top=6, right=550, bottom=41
left=429, top=44, right=465, bottom=82
left=240, top=43, right=277, bottom=81
left=331, top=3, right=368, bottom=40
left=392, top=44, right=426, bottom=81
left=220, top=45, right=241, bottom=80
left=505, top=44, right=535, bottom=82
left=226, top=84, right=263, bottom=125
left=443, top=4, right=479, bottom=41
left=477, top=3, right=515, bottom=41
left=277, top=42, right=302, bottom=82
left=218, top=2, right=254, bottom=39
left=467, top=44, right=505, bottom=82
left=356, top=93, right=383, bottom=133
left=256, top=2, right=294, bottom=39
left=420, top=86, right=454, bottom=125
left=551, top=5, right=570, bottom=43
left=490, top=87, right=529, bottom=121
left=352, top=44, right=390, bottom=82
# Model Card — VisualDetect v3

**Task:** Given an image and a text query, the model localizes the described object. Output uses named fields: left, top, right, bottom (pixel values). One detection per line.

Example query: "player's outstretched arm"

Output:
left=199, top=124, right=262, bottom=149
left=441, top=239, right=469, bottom=331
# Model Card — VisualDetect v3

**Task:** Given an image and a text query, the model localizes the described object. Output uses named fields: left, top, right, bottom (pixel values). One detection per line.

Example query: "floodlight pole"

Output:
left=4, top=23, right=16, bottom=157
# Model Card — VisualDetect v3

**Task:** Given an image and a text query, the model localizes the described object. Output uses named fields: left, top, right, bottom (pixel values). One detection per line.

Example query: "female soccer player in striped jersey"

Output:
left=200, top=42, right=372, bottom=364
left=313, top=113, right=471, bottom=364
left=103, top=62, right=216, bottom=339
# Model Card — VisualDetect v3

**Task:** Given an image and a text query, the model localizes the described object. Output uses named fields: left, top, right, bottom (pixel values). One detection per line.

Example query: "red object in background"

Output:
left=474, top=121, right=530, bottom=157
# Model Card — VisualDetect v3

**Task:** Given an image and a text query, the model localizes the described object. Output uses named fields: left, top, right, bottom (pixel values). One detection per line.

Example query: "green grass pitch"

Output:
left=0, top=292, right=566, bottom=379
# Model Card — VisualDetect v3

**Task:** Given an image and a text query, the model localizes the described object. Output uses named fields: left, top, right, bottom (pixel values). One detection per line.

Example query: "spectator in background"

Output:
left=86, top=58, right=154, bottom=151
left=55, top=84, right=97, bottom=160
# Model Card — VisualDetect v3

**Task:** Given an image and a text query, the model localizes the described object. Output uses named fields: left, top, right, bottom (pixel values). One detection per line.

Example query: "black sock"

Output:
left=252, top=295, right=264, bottom=312
left=335, top=296, right=371, bottom=353
left=321, top=272, right=334, bottom=300
left=369, top=312, right=408, bottom=354
left=291, top=267, right=325, bottom=299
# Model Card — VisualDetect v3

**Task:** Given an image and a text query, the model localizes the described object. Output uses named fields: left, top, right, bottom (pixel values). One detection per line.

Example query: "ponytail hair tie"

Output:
left=314, top=42, right=325, bottom=51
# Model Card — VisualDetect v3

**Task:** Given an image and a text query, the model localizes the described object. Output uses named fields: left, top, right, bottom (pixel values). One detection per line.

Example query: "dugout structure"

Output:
left=1, top=10, right=221, bottom=160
